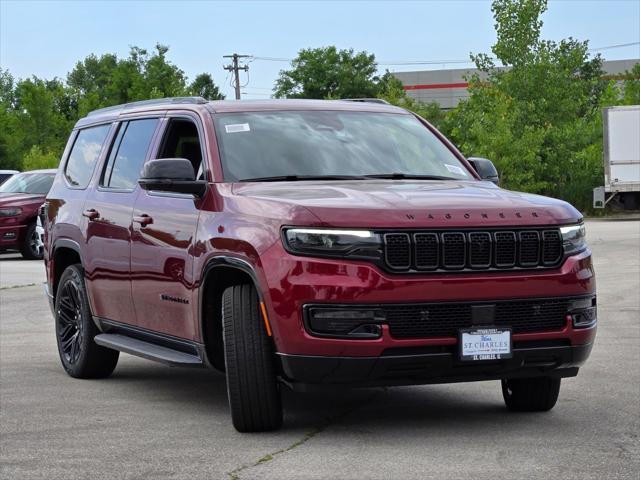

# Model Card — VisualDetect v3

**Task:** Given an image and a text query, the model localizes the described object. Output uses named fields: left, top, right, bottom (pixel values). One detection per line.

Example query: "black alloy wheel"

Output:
left=54, top=264, right=119, bottom=378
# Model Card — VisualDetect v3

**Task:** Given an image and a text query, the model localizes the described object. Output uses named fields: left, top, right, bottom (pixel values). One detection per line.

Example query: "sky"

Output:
left=1, top=0, right=639, bottom=100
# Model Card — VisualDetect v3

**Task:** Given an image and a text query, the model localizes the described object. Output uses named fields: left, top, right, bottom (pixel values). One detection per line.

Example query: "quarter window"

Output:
left=64, top=124, right=111, bottom=188
left=102, top=119, right=159, bottom=190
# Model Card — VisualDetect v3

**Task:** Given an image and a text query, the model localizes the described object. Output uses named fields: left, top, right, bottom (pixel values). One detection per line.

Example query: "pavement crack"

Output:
left=0, top=282, right=38, bottom=290
left=227, top=389, right=383, bottom=480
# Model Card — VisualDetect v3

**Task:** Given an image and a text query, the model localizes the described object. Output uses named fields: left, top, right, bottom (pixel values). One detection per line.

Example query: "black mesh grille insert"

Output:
left=383, top=297, right=572, bottom=338
left=542, top=230, right=563, bottom=265
left=381, top=228, right=564, bottom=272
left=414, top=233, right=438, bottom=269
left=384, top=233, right=410, bottom=269
left=468, top=232, right=492, bottom=267
left=441, top=232, right=465, bottom=269
left=519, top=231, right=540, bottom=266
left=494, top=231, right=517, bottom=267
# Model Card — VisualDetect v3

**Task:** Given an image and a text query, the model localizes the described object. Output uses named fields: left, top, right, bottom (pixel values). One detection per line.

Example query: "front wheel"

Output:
left=55, top=264, right=119, bottom=378
left=501, top=377, right=561, bottom=412
left=20, top=222, right=43, bottom=260
left=222, top=284, right=283, bottom=432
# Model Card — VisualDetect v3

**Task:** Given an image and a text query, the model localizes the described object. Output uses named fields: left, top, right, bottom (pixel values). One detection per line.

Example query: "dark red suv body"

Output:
left=44, top=97, right=596, bottom=431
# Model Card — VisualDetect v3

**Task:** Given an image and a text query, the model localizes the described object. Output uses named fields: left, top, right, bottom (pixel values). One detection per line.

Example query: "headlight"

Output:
left=560, top=223, right=587, bottom=255
left=0, top=207, right=22, bottom=217
left=283, top=228, right=382, bottom=259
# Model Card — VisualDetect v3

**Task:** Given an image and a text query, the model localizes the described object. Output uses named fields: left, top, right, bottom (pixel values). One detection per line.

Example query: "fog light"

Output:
left=305, top=307, right=385, bottom=339
left=569, top=296, right=597, bottom=328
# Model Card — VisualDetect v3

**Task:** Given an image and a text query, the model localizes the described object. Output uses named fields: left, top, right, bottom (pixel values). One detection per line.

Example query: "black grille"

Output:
left=518, top=231, right=539, bottom=266
left=414, top=233, right=438, bottom=269
left=384, top=233, right=411, bottom=268
left=382, top=229, right=563, bottom=272
left=494, top=231, right=516, bottom=267
left=542, top=230, right=563, bottom=265
left=441, top=232, right=465, bottom=269
left=468, top=232, right=491, bottom=267
left=384, top=297, right=571, bottom=339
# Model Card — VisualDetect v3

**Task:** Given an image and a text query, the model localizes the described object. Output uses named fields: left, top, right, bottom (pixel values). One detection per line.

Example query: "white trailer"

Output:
left=594, top=105, right=640, bottom=209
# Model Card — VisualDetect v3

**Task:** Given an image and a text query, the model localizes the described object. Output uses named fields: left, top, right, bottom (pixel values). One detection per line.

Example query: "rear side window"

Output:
left=64, top=125, right=111, bottom=188
left=102, top=119, right=159, bottom=190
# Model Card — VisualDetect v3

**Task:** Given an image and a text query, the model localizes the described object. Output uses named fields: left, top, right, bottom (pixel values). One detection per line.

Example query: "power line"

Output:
left=589, top=41, right=640, bottom=51
left=223, top=53, right=250, bottom=100
left=248, top=41, right=640, bottom=68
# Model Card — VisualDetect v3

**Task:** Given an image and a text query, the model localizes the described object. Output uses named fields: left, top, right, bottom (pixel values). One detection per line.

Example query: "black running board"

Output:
left=94, top=333, right=205, bottom=367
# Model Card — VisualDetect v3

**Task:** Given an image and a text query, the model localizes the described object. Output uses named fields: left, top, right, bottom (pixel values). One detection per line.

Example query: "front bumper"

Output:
left=260, top=243, right=596, bottom=357
left=278, top=340, right=594, bottom=390
left=0, top=224, right=26, bottom=249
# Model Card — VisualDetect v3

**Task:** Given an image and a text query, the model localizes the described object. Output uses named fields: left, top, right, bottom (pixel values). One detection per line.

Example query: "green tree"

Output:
left=619, top=63, right=640, bottom=105
left=189, top=73, right=225, bottom=100
left=0, top=70, right=19, bottom=169
left=376, top=71, right=445, bottom=128
left=67, top=44, right=223, bottom=115
left=1, top=45, right=223, bottom=171
left=274, top=46, right=380, bottom=99
left=22, top=145, right=61, bottom=170
left=445, top=0, right=608, bottom=210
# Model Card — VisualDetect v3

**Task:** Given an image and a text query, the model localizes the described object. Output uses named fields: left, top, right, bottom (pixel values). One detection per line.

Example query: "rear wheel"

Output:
left=55, top=264, right=119, bottom=378
left=222, top=284, right=282, bottom=432
left=20, top=222, right=42, bottom=260
left=502, top=377, right=561, bottom=412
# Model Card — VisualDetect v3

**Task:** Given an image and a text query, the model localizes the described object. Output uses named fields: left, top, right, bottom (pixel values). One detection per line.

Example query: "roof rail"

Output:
left=87, top=97, right=208, bottom=117
left=339, top=98, right=390, bottom=105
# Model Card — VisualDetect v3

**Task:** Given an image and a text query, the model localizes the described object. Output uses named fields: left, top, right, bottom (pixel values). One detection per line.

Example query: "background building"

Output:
left=392, top=58, right=639, bottom=109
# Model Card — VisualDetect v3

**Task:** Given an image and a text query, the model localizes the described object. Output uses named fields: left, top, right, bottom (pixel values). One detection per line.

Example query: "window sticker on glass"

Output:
left=444, top=164, right=468, bottom=176
left=225, top=123, right=251, bottom=133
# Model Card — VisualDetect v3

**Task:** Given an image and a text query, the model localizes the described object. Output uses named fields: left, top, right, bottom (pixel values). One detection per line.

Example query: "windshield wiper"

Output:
left=363, top=173, right=457, bottom=181
left=239, top=175, right=366, bottom=182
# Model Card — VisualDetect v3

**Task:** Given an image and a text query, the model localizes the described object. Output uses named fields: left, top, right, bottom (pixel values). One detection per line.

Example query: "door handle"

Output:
left=82, top=209, right=100, bottom=220
left=133, top=214, right=153, bottom=226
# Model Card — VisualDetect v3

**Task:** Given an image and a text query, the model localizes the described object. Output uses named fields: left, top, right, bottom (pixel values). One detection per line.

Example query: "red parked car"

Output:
left=43, top=98, right=596, bottom=432
left=0, top=169, right=56, bottom=259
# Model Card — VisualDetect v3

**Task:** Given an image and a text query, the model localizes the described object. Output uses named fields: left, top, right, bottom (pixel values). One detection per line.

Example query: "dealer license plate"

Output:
left=459, top=328, right=512, bottom=361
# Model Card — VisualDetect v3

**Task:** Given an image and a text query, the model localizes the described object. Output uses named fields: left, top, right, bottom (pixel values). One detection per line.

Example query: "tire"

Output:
left=20, top=222, right=42, bottom=260
left=55, top=264, right=119, bottom=378
left=502, top=377, right=561, bottom=412
left=222, top=284, right=283, bottom=432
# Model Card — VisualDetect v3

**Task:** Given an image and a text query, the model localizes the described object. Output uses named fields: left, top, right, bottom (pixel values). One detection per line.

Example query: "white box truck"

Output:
left=594, top=105, right=640, bottom=209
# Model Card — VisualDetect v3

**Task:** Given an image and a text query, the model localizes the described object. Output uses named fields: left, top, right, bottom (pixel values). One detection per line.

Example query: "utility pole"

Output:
left=223, top=54, right=250, bottom=100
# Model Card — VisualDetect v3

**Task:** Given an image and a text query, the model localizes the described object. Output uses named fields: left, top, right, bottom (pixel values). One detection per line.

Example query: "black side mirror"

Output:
left=139, top=158, right=207, bottom=197
left=467, top=157, right=499, bottom=185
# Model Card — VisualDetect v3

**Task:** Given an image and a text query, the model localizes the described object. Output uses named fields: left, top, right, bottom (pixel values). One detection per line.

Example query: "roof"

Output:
left=205, top=99, right=407, bottom=114
left=76, top=97, right=408, bottom=128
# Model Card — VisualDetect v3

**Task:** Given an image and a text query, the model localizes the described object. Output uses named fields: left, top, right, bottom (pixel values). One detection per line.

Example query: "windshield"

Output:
left=213, top=111, right=472, bottom=182
left=0, top=173, right=55, bottom=194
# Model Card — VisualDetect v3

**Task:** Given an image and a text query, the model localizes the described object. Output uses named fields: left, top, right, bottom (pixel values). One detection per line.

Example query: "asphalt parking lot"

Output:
left=1, top=219, right=638, bottom=480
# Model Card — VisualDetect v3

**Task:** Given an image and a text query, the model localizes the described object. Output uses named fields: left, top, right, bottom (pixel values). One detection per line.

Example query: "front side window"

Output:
left=102, top=118, right=159, bottom=190
left=0, top=172, right=55, bottom=194
left=157, top=119, right=204, bottom=180
left=64, top=124, right=111, bottom=188
left=213, top=111, right=472, bottom=182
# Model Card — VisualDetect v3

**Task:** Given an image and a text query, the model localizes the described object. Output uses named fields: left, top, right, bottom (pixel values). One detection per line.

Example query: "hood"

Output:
left=231, top=180, right=582, bottom=228
left=0, top=192, right=46, bottom=207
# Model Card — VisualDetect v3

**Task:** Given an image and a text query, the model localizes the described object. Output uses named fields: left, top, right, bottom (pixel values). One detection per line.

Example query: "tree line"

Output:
left=0, top=44, right=224, bottom=172
left=1, top=0, right=638, bottom=211
left=273, top=0, right=639, bottom=211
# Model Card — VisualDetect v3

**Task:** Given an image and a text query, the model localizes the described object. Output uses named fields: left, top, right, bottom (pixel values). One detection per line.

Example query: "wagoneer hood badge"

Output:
left=233, top=180, right=582, bottom=228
